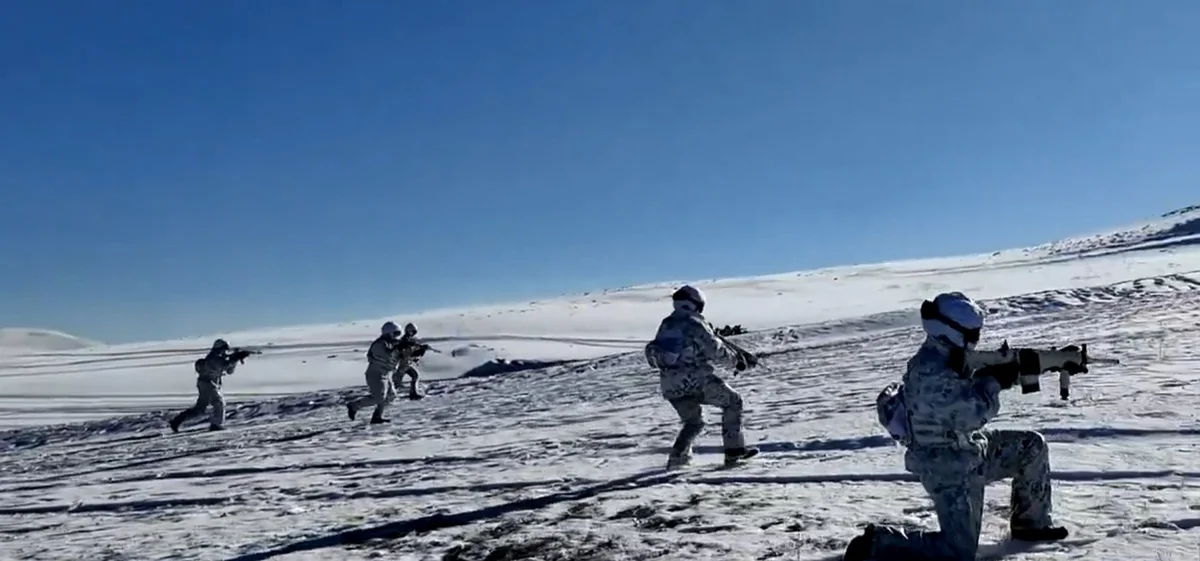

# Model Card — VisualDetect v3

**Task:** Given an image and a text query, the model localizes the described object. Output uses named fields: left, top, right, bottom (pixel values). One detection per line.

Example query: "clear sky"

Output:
left=2, top=1, right=1198, bottom=344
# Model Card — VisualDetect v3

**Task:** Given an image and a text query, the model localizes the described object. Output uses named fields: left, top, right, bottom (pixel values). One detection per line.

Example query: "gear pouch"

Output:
left=876, top=381, right=910, bottom=443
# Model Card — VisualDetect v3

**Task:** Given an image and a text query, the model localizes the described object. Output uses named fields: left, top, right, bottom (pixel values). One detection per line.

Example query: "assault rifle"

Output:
left=407, top=341, right=442, bottom=362
left=229, top=347, right=263, bottom=364
left=410, top=344, right=445, bottom=369
left=964, top=341, right=1120, bottom=400
left=716, top=333, right=760, bottom=370
left=193, top=347, right=261, bottom=375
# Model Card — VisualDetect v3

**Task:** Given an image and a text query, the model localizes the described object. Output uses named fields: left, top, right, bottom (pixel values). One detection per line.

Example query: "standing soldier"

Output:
left=169, top=339, right=257, bottom=432
left=644, top=285, right=759, bottom=469
left=347, top=321, right=431, bottom=424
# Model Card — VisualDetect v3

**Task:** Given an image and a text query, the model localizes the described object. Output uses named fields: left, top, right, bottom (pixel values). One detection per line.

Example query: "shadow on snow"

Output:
left=223, top=469, right=680, bottom=561
left=219, top=464, right=1199, bottom=560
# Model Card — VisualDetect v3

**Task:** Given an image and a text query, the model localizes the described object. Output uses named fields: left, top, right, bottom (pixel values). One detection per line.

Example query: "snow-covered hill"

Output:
left=0, top=328, right=100, bottom=353
left=0, top=271, right=1197, bottom=560
left=0, top=209, right=1197, bottom=560
left=1031, top=205, right=1200, bottom=257
left=2, top=208, right=1199, bottom=427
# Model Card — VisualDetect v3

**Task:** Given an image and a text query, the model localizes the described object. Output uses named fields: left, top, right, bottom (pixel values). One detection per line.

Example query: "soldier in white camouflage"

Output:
left=347, top=321, right=429, bottom=424
left=169, top=339, right=254, bottom=432
left=391, top=322, right=427, bottom=401
left=644, top=285, right=759, bottom=469
left=845, top=292, right=1069, bottom=561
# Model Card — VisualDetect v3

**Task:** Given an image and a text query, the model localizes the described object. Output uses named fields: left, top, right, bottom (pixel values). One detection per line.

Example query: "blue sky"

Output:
left=2, top=1, right=1198, bottom=343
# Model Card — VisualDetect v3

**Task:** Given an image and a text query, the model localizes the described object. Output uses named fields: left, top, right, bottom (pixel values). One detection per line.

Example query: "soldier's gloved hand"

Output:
left=975, top=362, right=1020, bottom=390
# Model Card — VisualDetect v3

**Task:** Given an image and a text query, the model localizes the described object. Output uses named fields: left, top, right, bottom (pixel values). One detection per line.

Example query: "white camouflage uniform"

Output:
left=645, top=286, right=752, bottom=468
left=847, top=293, right=1066, bottom=561
left=170, top=340, right=241, bottom=431
left=348, top=322, right=426, bottom=421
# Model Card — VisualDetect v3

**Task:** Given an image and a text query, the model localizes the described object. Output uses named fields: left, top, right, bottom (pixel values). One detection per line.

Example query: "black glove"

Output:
left=975, top=362, right=1020, bottom=390
left=735, top=360, right=747, bottom=372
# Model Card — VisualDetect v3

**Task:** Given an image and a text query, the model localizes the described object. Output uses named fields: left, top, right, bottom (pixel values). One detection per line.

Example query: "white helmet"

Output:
left=381, top=321, right=401, bottom=337
left=920, top=292, right=985, bottom=351
left=671, top=285, right=706, bottom=314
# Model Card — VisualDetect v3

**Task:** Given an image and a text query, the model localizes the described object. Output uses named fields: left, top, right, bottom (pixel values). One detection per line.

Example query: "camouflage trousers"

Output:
left=667, top=374, right=746, bottom=458
left=174, top=379, right=226, bottom=428
left=871, top=429, right=1054, bottom=560
left=349, top=369, right=397, bottom=418
left=391, top=366, right=420, bottom=397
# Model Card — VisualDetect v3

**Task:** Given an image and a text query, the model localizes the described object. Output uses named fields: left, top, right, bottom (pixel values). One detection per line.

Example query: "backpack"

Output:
left=194, top=358, right=206, bottom=375
left=876, top=381, right=910, bottom=443
left=644, top=341, right=673, bottom=370
left=644, top=325, right=686, bottom=370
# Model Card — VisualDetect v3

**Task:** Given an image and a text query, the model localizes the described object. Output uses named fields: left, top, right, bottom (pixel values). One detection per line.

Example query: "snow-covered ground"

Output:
left=0, top=209, right=1198, bottom=560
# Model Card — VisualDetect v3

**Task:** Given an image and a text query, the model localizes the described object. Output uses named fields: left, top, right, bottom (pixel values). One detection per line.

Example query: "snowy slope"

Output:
left=0, top=210, right=1198, bottom=559
left=0, top=271, right=1197, bottom=560
left=1031, top=205, right=1200, bottom=257
left=2, top=208, right=1200, bottom=428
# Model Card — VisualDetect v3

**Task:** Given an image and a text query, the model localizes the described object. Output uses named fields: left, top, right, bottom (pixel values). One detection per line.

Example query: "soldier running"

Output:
left=347, top=321, right=430, bottom=424
left=169, top=339, right=256, bottom=432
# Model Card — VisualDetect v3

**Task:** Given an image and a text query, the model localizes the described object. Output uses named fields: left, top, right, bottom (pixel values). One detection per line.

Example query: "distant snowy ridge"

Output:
left=1162, top=204, right=1200, bottom=218
left=182, top=205, right=1200, bottom=348
left=1030, top=204, right=1200, bottom=257
left=0, top=328, right=100, bottom=353
left=4, top=206, right=1195, bottom=358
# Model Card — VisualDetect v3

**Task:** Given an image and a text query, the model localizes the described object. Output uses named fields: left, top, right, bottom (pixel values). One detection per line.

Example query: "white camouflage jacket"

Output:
left=645, top=310, right=741, bottom=400
left=195, top=348, right=239, bottom=384
left=877, top=336, right=1003, bottom=477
